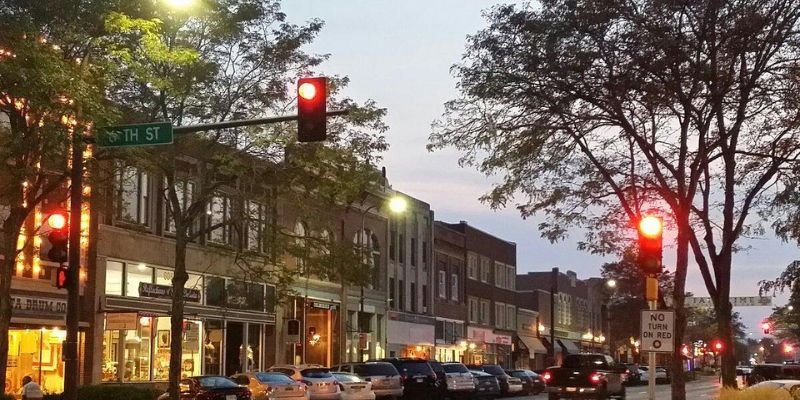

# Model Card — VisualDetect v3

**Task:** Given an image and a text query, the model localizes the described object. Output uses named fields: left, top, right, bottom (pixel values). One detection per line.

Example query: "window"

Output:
left=398, top=280, right=405, bottom=311
left=480, top=257, right=491, bottom=282
left=467, top=253, right=478, bottom=280
left=468, top=298, right=479, bottom=323
left=480, top=300, right=490, bottom=324
left=245, top=201, right=267, bottom=252
left=410, top=238, right=417, bottom=266
left=117, top=165, right=149, bottom=225
left=422, top=241, right=428, bottom=264
left=495, top=261, right=505, bottom=288
left=164, top=178, right=195, bottom=234
left=410, top=282, right=417, bottom=312
left=156, top=269, right=203, bottom=303
left=389, top=278, right=395, bottom=309
left=389, top=230, right=396, bottom=261
left=126, top=263, right=153, bottom=297
left=438, top=271, right=446, bottom=299
left=399, top=234, right=405, bottom=263
left=495, top=302, right=505, bottom=328
left=507, top=266, right=515, bottom=290
left=106, top=261, right=124, bottom=296
left=422, top=284, right=428, bottom=310
left=506, top=304, right=516, bottom=330
left=450, top=273, right=459, bottom=301
left=207, top=194, right=232, bottom=244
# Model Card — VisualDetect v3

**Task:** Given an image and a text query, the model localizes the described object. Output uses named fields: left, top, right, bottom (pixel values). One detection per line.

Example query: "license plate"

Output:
left=478, top=387, right=486, bottom=392
left=226, top=395, right=237, bottom=400
left=416, top=378, right=423, bottom=383
left=285, top=387, right=293, bottom=391
left=566, top=387, right=577, bottom=392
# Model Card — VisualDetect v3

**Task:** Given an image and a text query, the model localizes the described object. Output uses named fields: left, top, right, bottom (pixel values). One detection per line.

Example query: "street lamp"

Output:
left=606, top=279, right=617, bottom=289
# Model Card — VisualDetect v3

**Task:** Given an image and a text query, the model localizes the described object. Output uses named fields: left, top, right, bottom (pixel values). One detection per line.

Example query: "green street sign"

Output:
left=97, top=122, right=173, bottom=147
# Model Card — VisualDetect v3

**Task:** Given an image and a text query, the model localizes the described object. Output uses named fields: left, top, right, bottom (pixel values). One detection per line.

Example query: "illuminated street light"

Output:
left=789, top=305, right=795, bottom=311
left=388, top=196, right=408, bottom=214
left=606, top=279, right=617, bottom=289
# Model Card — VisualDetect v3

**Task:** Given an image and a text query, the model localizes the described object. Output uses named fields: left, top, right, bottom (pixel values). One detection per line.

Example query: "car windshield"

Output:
left=482, top=365, right=505, bottom=376
left=256, top=373, right=295, bottom=384
left=443, top=364, right=469, bottom=373
left=198, top=377, right=239, bottom=388
left=471, top=371, right=491, bottom=377
left=333, top=373, right=363, bottom=383
left=354, top=363, right=398, bottom=376
left=301, top=368, right=333, bottom=378
left=510, top=371, right=528, bottom=378
left=398, top=361, right=433, bottom=375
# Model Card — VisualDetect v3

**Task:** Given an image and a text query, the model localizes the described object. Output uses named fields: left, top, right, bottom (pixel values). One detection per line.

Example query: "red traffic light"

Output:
left=637, top=215, right=663, bottom=275
left=47, top=212, right=68, bottom=230
left=296, top=77, right=327, bottom=143
left=784, top=344, right=795, bottom=354
left=762, top=322, right=771, bottom=334
left=638, top=216, right=662, bottom=238
left=56, top=266, right=69, bottom=289
left=713, top=341, right=723, bottom=351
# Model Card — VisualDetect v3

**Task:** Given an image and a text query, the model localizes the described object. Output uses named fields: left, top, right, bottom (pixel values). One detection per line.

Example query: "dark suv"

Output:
left=332, top=362, right=404, bottom=399
left=467, top=364, right=522, bottom=396
left=377, top=358, right=437, bottom=400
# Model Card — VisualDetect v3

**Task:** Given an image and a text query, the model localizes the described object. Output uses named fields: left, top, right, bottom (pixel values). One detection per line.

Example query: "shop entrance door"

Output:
left=225, top=322, right=244, bottom=375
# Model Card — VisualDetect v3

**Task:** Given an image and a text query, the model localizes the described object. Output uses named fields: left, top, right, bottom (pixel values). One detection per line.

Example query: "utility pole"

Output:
left=550, top=267, right=558, bottom=366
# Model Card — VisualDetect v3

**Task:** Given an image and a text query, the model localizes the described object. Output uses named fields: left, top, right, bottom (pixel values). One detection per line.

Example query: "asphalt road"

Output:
left=509, top=376, right=721, bottom=399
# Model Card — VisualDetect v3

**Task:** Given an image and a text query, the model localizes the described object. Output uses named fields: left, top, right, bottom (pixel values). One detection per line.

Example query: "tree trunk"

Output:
left=168, top=232, right=189, bottom=400
left=0, top=211, right=25, bottom=394
left=670, top=219, right=690, bottom=400
left=717, top=298, right=737, bottom=387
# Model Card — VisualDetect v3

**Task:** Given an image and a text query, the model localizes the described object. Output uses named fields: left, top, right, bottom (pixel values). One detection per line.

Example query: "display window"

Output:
left=6, top=328, right=83, bottom=394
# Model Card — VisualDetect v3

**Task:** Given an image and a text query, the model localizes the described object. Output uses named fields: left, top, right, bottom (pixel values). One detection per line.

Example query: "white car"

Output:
left=231, top=372, right=310, bottom=400
left=441, top=362, right=476, bottom=395
left=269, top=365, right=341, bottom=400
left=639, top=366, right=668, bottom=384
left=332, top=372, right=376, bottom=400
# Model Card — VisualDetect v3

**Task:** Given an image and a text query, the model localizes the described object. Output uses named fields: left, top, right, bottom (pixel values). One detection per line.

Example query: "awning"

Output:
left=518, top=335, right=548, bottom=356
left=558, top=339, right=581, bottom=354
left=541, top=337, right=564, bottom=353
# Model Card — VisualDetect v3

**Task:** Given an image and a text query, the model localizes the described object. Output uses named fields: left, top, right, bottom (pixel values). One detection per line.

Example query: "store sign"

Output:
left=310, top=301, right=337, bottom=310
left=686, top=296, right=771, bottom=308
left=139, top=282, right=201, bottom=303
left=11, top=295, right=66, bottom=316
left=493, top=334, right=512, bottom=345
left=106, top=312, right=138, bottom=330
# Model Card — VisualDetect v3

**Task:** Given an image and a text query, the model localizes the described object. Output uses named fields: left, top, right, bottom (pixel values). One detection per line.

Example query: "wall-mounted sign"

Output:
left=139, top=282, right=201, bottom=303
left=11, top=295, right=66, bottom=316
left=310, top=301, right=337, bottom=310
left=106, top=312, right=138, bottom=330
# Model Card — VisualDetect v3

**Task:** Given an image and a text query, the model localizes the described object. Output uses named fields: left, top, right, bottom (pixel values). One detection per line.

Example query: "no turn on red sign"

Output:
left=640, top=310, right=675, bottom=353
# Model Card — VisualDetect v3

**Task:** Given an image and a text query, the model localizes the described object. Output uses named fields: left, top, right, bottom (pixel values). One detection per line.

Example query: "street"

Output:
left=512, top=377, right=721, bottom=400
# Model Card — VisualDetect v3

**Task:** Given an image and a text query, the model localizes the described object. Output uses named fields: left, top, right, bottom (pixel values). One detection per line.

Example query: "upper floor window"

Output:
left=468, top=297, right=479, bottom=323
left=495, top=302, right=505, bottom=328
left=480, top=257, right=491, bottom=283
left=398, top=234, right=405, bottom=264
left=410, top=237, right=417, bottom=266
left=451, top=273, right=459, bottom=301
left=506, top=265, right=516, bottom=290
left=206, top=194, right=232, bottom=244
left=467, top=253, right=478, bottom=280
left=117, top=166, right=149, bottom=225
left=480, top=300, right=490, bottom=325
left=164, top=178, right=195, bottom=234
left=438, top=270, right=446, bottom=299
left=245, top=201, right=266, bottom=252
left=494, top=261, right=506, bottom=288
left=506, top=304, right=516, bottom=330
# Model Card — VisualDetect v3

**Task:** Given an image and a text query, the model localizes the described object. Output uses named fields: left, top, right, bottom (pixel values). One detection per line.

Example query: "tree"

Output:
left=101, top=2, right=387, bottom=399
left=760, top=260, right=800, bottom=343
left=0, top=0, right=120, bottom=393
left=430, top=0, right=800, bottom=392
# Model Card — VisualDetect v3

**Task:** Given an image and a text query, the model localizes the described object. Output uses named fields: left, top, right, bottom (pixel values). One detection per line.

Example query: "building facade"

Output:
left=432, top=221, right=467, bottom=362
left=385, top=193, right=435, bottom=359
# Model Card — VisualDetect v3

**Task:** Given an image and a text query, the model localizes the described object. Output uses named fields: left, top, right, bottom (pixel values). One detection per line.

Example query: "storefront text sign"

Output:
left=139, top=282, right=201, bottom=303
left=11, top=295, right=66, bottom=315
left=106, top=312, right=138, bottom=330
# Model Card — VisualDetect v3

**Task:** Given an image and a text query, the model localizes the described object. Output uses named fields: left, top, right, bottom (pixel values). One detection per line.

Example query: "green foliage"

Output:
left=760, top=261, right=800, bottom=343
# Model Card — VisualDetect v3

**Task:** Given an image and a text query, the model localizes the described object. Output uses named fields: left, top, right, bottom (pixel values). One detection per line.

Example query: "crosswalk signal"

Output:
left=46, top=211, right=69, bottom=263
left=56, top=266, right=69, bottom=289
left=637, top=215, right=663, bottom=275
left=297, top=77, right=327, bottom=142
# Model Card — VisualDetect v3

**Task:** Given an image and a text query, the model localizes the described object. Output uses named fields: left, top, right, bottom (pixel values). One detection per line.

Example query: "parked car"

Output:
left=158, top=376, right=252, bottom=400
left=506, top=369, right=545, bottom=395
left=332, top=362, right=403, bottom=400
left=746, top=364, right=800, bottom=386
left=469, top=370, right=501, bottom=400
left=427, top=360, right=447, bottom=400
left=268, top=365, right=341, bottom=400
left=745, top=379, right=800, bottom=395
left=376, top=358, right=437, bottom=400
left=638, top=366, right=668, bottom=384
left=466, top=364, right=523, bottom=396
left=332, top=372, right=376, bottom=400
left=440, top=362, right=477, bottom=398
left=622, top=364, right=641, bottom=386
left=231, top=372, right=309, bottom=400
left=542, top=353, right=626, bottom=399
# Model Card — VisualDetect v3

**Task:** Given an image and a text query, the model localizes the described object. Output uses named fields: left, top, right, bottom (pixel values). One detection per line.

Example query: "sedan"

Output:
left=507, top=369, right=545, bottom=395
left=231, top=372, right=309, bottom=400
left=746, top=379, right=800, bottom=396
left=158, top=376, right=252, bottom=400
left=332, top=372, right=375, bottom=400
left=470, top=371, right=500, bottom=400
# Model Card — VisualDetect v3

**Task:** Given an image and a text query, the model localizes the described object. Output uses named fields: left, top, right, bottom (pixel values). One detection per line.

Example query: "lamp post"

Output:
left=355, top=195, right=407, bottom=362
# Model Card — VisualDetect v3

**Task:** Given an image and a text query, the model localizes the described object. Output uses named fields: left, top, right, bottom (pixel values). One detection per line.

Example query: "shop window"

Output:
left=205, top=277, right=264, bottom=311
left=247, top=324, right=262, bottom=371
left=206, top=277, right=226, bottom=307
left=7, top=328, right=74, bottom=393
left=126, top=264, right=153, bottom=297
left=204, top=320, right=223, bottom=375
left=116, top=317, right=152, bottom=381
left=152, top=318, right=203, bottom=380
left=106, top=261, right=124, bottom=296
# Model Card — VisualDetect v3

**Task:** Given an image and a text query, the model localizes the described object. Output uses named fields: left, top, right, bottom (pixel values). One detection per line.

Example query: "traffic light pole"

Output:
left=645, top=275, right=658, bottom=400
left=63, top=133, right=84, bottom=400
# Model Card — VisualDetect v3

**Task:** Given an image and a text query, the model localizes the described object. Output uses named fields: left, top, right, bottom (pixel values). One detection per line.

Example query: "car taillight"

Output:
left=589, top=373, right=602, bottom=384
left=542, top=372, right=552, bottom=383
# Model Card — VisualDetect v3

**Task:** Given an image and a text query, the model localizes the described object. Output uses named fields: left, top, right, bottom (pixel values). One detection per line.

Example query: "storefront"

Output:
left=515, top=335, right=548, bottom=370
left=387, top=312, right=435, bottom=359
left=6, top=292, right=86, bottom=395
left=100, top=259, right=276, bottom=383
left=281, top=298, right=340, bottom=366
left=465, top=326, right=512, bottom=367
left=434, top=319, right=466, bottom=363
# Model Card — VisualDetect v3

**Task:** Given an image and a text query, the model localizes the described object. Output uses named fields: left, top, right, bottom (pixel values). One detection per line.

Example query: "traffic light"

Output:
left=637, top=215, right=663, bottom=275
left=763, top=322, right=771, bottom=335
left=296, top=77, right=327, bottom=142
left=46, top=211, right=69, bottom=263
left=56, top=266, right=69, bottom=289
left=784, top=344, right=795, bottom=354
left=713, top=340, right=723, bottom=352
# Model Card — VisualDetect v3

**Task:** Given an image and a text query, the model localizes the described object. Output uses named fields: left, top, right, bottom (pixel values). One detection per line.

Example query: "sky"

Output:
left=281, top=0, right=799, bottom=336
